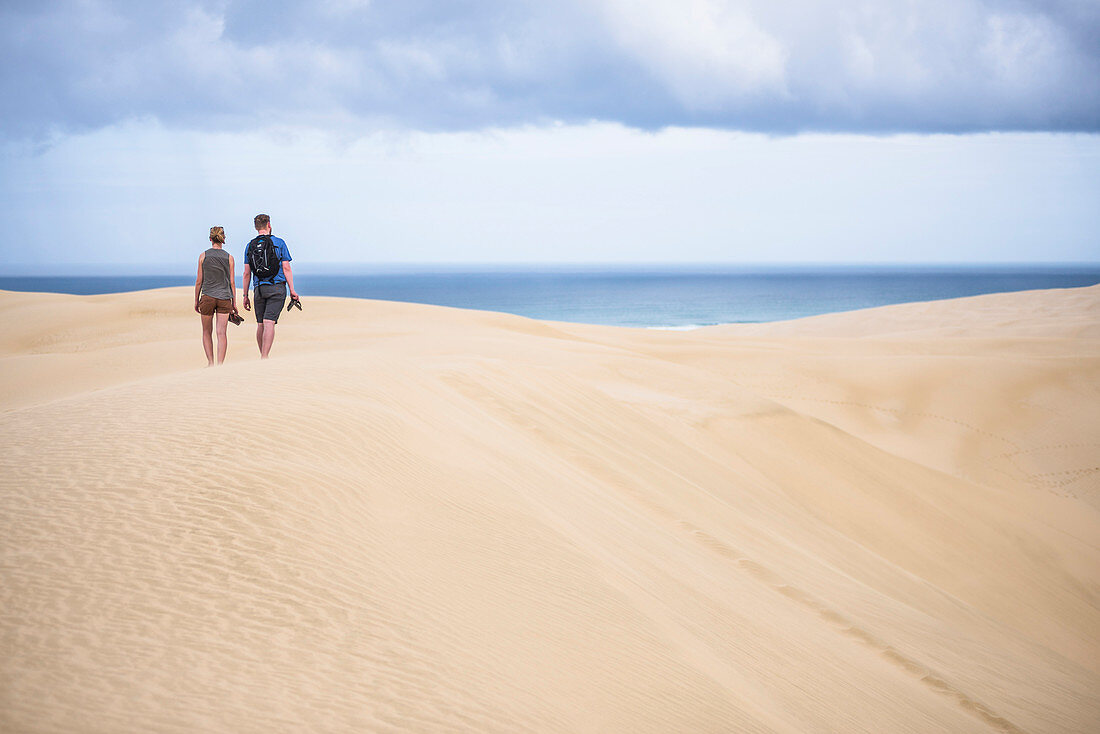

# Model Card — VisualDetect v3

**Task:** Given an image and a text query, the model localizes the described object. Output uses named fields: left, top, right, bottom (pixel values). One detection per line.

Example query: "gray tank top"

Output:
left=201, top=248, right=232, bottom=299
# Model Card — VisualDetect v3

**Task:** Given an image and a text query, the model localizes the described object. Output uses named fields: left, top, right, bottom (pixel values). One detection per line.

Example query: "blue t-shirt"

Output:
left=244, top=235, right=292, bottom=287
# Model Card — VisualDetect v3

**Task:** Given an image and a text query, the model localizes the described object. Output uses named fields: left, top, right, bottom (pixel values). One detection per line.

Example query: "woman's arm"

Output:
left=194, top=254, right=205, bottom=313
left=229, top=255, right=237, bottom=312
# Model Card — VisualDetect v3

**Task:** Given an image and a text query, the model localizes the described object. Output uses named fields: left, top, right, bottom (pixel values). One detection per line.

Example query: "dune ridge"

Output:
left=1, top=285, right=1098, bottom=733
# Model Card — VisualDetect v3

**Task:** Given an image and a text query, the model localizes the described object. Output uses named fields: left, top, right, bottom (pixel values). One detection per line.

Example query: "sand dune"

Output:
left=1, top=285, right=1098, bottom=733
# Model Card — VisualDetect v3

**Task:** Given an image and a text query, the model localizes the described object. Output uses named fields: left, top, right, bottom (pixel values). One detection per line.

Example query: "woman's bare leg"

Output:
left=215, top=312, right=230, bottom=364
left=200, top=313, right=214, bottom=365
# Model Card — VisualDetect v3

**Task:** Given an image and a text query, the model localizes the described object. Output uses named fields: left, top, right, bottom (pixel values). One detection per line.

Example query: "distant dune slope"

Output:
left=1, top=285, right=1098, bottom=733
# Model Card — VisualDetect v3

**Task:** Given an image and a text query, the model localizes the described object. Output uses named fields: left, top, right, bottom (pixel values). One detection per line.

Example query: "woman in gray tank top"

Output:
left=194, top=226, right=239, bottom=365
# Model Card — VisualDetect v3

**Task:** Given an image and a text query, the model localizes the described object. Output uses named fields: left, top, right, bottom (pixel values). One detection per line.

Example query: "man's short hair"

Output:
left=254, top=214, right=270, bottom=230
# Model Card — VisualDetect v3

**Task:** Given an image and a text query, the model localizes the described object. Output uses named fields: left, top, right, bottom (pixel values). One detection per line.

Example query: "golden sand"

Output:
left=1, top=285, right=1097, bottom=733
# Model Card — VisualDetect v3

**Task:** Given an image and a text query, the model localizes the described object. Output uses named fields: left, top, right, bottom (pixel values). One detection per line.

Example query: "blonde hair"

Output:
left=209, top=226, right=225, bottom=245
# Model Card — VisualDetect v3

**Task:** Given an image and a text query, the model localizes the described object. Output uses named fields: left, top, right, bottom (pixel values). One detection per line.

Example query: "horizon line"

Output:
left=3, top=260, right=1100, bottom=278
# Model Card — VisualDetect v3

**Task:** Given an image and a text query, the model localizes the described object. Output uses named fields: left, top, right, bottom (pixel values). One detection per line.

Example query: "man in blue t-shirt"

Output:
left=242, top=213, right=299, bottom=359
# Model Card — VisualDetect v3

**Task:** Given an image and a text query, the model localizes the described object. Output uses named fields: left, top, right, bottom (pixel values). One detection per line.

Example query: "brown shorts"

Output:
left=198, top=295, right=233, bottom=315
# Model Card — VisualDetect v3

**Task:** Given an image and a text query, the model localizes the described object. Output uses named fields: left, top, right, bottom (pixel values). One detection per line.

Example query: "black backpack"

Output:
left=246, top=235, right=280, bottom=281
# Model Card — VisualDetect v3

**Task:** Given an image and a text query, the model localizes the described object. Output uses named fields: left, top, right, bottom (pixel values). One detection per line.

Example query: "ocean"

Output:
left=2, top=265, right=1097, bottom=329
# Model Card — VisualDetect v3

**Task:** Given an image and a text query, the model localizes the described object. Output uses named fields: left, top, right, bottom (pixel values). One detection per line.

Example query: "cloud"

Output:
left=599, top=0, right=789, bottom=109
left=2, top=0, right=1098, bottom=140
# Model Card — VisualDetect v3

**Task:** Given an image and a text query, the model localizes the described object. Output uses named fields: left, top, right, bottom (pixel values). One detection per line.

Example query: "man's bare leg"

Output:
left=260, top=320, right=276, bottom=359
left=215, top=313, right=230, bottom=364
left=201, top=313, right=214, bottom=366
left=255, top=323, right=263, bottom=353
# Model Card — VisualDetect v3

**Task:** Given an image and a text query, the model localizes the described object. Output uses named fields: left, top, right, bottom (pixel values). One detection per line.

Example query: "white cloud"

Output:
left=0, top=0, right=1097, bottom=139
left=599, top=0, right=789, bottom=108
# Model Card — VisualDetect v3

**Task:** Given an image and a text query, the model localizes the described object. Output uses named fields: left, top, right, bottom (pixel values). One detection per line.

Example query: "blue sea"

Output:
left=2, top=265, right=1097, bottom=329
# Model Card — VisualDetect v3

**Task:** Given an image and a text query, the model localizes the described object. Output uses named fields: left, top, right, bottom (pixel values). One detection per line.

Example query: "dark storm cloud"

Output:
left=2, top=0, right=1098, bottom=139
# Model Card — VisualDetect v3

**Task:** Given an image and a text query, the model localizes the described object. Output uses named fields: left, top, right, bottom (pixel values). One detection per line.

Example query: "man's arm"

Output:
left=194, top=254, right=204, bottom=313
left=283, top=261, right=298, bottom=301
left=242, top=263, right=252, bottom=311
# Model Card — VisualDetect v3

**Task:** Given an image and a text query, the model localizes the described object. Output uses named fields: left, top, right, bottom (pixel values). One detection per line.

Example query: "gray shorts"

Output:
left=254, top=283, right=286, bottom=323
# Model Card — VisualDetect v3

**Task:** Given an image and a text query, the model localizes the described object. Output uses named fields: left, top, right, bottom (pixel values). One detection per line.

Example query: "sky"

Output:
left=1, top=0, right=1098, bottom=271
